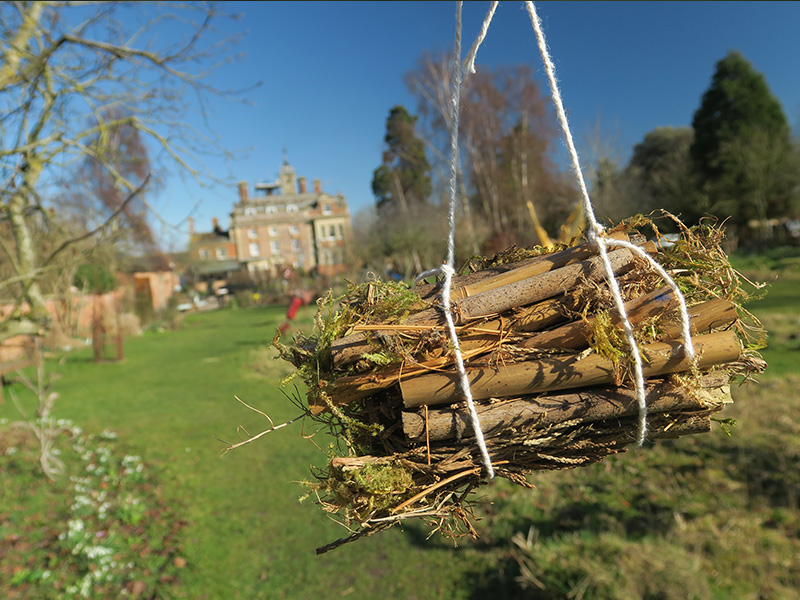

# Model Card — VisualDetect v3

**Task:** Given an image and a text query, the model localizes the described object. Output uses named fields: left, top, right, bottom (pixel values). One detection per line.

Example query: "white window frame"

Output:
left=248, top=227, right=258, bottom=239
left=249, top=242, right=260, bottom=257
left=270, top=240, right=280, bottom=255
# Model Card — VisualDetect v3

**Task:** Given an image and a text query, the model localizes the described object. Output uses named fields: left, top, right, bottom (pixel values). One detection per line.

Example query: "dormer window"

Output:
left=266, top=205, right=278, bottom=214
left=244, top=207, right=256, bottom=216
left=322, top=203, right=332, bottom=215
left=287, top=204, right=298, bottom=213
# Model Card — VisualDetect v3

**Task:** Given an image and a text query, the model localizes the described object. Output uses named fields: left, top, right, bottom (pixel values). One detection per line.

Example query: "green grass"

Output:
left=734, top=265, right=800, bottom=378
left=1, top=306, right=508, bottom=599
left=2, top=252, right=798, bottom=599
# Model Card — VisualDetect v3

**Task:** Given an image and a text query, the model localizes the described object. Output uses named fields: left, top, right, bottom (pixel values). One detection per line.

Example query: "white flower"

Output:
left=68, top=519, right=85, bottom=533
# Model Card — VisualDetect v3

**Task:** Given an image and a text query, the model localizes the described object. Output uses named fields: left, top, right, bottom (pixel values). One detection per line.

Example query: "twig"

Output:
left=221, top=395, right=304, bottom=455
left=391, top=468, right=480, bottom=514
left=42, top=172, right=151, bottom=266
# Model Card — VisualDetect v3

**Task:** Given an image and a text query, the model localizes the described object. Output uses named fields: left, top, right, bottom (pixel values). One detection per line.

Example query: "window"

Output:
left=216, top=248, right=227, bottom=259
left=266, top=205, right=278, bottom=214
left=249, top=242, right=260, bottom=257
left=269, top=226, right=279, bottom=237
left=199, top=248, right=210, bottom=260
left=244, top=207, right=256, bottom=216
left=291, top=239, right=301, bottom=253
left=329, top=225, right=336, bottom=238
left=289, top=224, right=299, bottom=235
left=322, top=203, right=332, bottom=215
left=270, top=240, right=280, bottom=254
left=287, top=204, right=298, bottom=213
left=248, top=227, right=258, bottom=239
left=338, top=224, right=344, bottom=239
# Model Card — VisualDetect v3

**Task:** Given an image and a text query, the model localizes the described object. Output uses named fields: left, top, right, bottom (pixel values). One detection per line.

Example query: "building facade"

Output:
left=229, top=159, right=351, bottom=278
left=188, top=217, right=240, bottom=286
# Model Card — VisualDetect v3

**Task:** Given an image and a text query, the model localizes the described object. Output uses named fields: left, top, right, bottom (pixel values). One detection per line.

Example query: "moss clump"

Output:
left=586, top=310, right=629, bottom=380
left=308, top=460, right=416, bottom=525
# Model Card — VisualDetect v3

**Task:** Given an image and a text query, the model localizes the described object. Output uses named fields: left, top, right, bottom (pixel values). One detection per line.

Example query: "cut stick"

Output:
left=400, top=329, right=741, bottom=409
left=520, top=294, right=739, bottom=352
left=402, top=372, right=730, bottom=441
left=659, top=297, right=738, bottom=339
left=313, top=295, right=581, bottom=414
left=331, top=247, right=636, bottom=368
left=452, top=233, right=631, bottom=300
left=453, top=247, right=635, bottom=322
left=521, top=287, right=678, bottom=351
left=415, top=231, right=630, bottom=301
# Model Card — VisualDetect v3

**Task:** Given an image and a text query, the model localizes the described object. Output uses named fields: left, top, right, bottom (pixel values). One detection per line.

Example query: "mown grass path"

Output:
left=46, top=307, right=498, bottom=599
left=3, top=264, right=797, bottom=599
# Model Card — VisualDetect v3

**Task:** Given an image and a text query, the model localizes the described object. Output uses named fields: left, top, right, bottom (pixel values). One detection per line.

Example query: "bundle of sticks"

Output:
left=274, top=216, right=764, bottom=554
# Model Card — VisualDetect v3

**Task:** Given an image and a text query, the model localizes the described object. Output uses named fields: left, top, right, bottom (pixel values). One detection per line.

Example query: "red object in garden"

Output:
left=287, top=296, right=303, bottom=321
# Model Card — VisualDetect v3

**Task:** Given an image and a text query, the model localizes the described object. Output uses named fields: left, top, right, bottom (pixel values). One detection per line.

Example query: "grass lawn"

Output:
left=2, top=306, right=507, bottom=599
left=2, top=255, right=798, bottom=599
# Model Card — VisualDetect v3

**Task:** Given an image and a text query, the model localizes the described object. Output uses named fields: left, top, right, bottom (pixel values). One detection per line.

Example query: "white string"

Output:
left=525, top=1, right=696, bottom=445
left=463, top=1, right=499, bottom=74
left=438, top=1, right=495, bottom=479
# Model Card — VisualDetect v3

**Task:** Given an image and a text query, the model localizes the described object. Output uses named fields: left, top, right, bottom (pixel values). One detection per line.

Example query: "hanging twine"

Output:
left=429, top=1, right=698, bottom=478
left=429, top=1, right=495, bottom=479
left=524, top=1, right=697, bottom=445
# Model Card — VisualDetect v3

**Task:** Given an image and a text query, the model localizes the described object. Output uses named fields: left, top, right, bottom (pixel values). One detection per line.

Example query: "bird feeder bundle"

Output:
left=273, top=215, right=765, bottom=554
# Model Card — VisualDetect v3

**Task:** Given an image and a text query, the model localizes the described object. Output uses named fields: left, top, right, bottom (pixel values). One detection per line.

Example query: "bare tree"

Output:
left=0, top=1, right=243, bottom=342
left=0, top=1, right=244, bottom=478
left=406, top=53, right=577, bottom=254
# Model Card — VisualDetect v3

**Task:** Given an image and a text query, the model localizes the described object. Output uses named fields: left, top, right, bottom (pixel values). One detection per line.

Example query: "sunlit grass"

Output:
left=1, top=253, right=797, bottom=598
left=1, top=306, right=503, bottom=599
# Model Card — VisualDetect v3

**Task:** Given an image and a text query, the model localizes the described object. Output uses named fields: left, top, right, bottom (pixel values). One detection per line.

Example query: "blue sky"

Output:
left=153, top=1, right=800, bottom=250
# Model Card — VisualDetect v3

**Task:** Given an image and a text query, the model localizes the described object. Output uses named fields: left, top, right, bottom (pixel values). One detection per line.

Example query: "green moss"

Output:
left=586, top=310, right=629, bottom=368
left=305, top=459, right=417, bottom=524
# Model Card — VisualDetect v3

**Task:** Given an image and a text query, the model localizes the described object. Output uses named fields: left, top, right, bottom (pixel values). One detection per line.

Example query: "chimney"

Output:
left=298, top=176, right=307, bottom=194
left=212, top=217, right=219, bottom=230
left=313, top=179, right=322, bottom=194
left=237, top=181, right=249, bottom=203
left=188, top=216, right=195, bottom=236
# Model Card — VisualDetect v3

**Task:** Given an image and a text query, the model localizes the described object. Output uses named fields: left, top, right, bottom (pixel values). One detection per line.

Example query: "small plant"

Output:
left=0, top=422, right=187, bottom=599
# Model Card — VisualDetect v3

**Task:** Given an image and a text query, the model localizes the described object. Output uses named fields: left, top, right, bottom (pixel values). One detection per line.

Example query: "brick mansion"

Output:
left=189, top=158, right=352, bottom=283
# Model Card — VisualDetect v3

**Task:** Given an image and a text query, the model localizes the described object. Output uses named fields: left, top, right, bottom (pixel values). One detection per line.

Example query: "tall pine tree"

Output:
left=371, top=105, right=432, bottom=214
left=690, top=51, right=797, bottom=232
